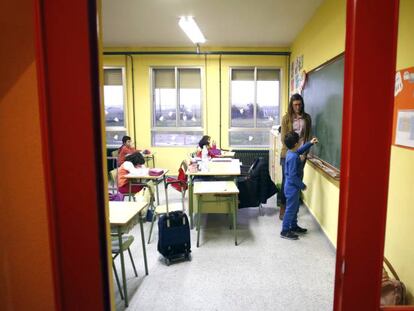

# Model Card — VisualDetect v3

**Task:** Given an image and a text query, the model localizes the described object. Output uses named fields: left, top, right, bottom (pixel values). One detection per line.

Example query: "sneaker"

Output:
left=291, top=226, right=308, bottom=234
left=280, top=230, right=299, bottom=240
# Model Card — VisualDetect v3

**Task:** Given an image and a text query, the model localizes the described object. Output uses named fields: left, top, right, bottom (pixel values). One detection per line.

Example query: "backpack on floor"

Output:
left=381, top=257, right=407, bottom=305
left=157, top=210, right=191, bottom=265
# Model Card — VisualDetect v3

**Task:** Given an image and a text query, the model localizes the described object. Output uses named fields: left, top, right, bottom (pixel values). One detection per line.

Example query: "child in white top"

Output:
left=118, top=152, right=146, bottom=194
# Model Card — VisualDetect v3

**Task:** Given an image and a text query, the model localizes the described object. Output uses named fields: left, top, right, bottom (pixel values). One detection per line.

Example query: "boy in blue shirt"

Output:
left=281, top=131, right=318, bottom=240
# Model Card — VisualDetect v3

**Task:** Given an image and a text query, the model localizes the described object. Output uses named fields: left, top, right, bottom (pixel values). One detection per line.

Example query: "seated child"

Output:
left=117, top=151, right=146, bottom=195
left=196, top=135, right=220, bottom=158
left=117, top=135, right=137, bottom=166
left=281, top=131, right=318, bottom=240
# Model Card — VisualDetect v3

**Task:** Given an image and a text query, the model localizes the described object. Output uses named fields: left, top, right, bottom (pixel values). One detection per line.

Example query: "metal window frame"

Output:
left=150, top=128, right=204, bottom=147
left=103, top=66, right=128, bottom=135
left=105, top=126, right=128, bottom=148
left=150, top=66, right=205, bottom=146
left=228, top=128, right=270, bottom=148
left=229, top=66, right=282, bottom=148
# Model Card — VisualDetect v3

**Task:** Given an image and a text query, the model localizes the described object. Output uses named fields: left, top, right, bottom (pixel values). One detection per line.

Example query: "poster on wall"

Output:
left=393, top=67, right=414, bottom=150
left=290, top=55, right=306, bottom=95
left=395, top=110, right=414, bottom=148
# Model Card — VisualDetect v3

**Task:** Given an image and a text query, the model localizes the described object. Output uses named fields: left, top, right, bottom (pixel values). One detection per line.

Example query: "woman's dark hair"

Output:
left=284, top=131, right=300, bottom=149
left=198, top=135, right=211, bottom=148
left=287, top=93, right=305, bottom=119
left=125, top=151, right=145, bottom=166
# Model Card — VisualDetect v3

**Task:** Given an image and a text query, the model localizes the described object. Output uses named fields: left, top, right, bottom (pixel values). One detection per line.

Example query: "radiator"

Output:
left=233, top=149, right=269, bottom=167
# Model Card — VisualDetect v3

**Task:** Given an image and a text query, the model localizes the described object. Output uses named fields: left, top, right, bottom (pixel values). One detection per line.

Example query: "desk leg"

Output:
left=118, top=228, right=128, bottom=307
left=188, top=176, right=194, bottom=229
left=197, top=195, right=201, bottom=247
left=227, top=197, right=233, bottom=230
left=155, top=180, right=160, bottom=205
left=128, top=180, right=132, bottom=202
left=139, top=216, right=149, bottom=275
left=233, top=195, right=238, bottom=246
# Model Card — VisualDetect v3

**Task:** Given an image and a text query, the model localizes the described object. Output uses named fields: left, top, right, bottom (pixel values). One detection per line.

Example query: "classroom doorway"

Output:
left=33, top=0, right=406, bottom=310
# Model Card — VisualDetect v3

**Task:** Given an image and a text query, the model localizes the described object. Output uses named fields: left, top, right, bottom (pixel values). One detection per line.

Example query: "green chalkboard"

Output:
left=303, top=55, right=344, bottom=170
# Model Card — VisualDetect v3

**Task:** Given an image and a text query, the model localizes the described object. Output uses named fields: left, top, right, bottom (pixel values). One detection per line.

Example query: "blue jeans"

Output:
left=282, top=187, right=300, bottom=232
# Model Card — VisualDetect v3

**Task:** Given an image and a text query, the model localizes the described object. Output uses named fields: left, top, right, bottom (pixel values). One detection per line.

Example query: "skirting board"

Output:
left=301, top=200, right=337, bottom=253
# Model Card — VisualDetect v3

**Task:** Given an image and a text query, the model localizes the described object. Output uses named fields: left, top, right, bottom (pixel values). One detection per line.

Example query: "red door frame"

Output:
left=333, top=0, right=402, bottom=310
left=34, top=0, right=110, bottom=309
left=33, top=0, right=411, bottom=310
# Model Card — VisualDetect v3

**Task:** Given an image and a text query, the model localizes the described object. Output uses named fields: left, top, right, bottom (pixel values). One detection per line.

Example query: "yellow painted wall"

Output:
left=385, top=0, right=414, bottom=303
left=290, top=0, right=414, bottom=302
left=290, top=0, right=345, bottom=244
left=103, top=49, right=289, bottom=172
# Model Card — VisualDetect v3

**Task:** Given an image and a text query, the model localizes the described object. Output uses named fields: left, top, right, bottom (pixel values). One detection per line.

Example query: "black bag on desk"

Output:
left=157, top=211, right=191, bottom=264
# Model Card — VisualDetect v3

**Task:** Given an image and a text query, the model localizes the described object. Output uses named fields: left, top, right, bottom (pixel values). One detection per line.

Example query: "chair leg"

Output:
left=112, top=259, right=124, bottom=300
left=147, top=211, right=157, bottom=244
left=181, top=190, right=186, bottom=210
left=127, top=248, right=138, bottom=277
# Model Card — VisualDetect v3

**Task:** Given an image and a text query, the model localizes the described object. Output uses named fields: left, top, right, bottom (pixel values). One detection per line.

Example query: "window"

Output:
left=152, top=67, right=203, bottom=146
left=103, top=68, right=127, bottom=147
left=230, top=68, right=280, bottom=147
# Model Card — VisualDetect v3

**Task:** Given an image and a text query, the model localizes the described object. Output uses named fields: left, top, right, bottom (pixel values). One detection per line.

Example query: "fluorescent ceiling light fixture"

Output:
left=179, top=16, right=206, bottom=44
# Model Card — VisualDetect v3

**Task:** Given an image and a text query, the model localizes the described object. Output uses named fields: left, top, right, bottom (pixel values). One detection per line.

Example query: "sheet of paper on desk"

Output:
left=211, top=158, right=232, bottom=162
left=129, top=168, right=149, bottom=176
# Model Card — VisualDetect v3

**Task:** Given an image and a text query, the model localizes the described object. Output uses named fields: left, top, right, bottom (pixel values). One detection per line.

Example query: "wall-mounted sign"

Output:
left=393, top=67, right=414, bottom=150
left=290, top=55, right=305, bottom=95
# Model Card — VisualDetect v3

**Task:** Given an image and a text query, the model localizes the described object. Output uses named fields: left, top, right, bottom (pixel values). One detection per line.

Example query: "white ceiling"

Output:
left=102, top=0, right=323, bottom=48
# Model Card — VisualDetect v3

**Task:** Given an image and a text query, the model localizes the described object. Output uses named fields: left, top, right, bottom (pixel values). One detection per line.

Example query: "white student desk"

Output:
left=125, top=169, right=169, bottom=204
left=186, top=159, right=241, bottom=229
left=193, top=181, right=239, bottom=247
left=216, top=151, right=235, bottom=158
left=109, top=201, right=149, bottom=307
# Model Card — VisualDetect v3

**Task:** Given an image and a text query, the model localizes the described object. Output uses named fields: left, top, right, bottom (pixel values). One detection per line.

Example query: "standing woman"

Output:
left=279, top=93, right=312, bottom=220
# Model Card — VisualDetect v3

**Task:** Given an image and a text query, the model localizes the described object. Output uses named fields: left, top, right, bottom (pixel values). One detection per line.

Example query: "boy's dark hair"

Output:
left=122, top=135, right=131, bottom=144
left=198, top=135, right=211, bottom=148
left=284, top=131, right=300, bottom=149
left=125, top=151, right=145, bottom=166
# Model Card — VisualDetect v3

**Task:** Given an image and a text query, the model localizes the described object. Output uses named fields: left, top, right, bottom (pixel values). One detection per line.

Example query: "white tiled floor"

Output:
left=112, top=187, right=335, bottom=311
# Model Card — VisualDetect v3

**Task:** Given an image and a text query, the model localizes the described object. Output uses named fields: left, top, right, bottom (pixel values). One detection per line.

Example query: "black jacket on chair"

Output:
left=237, top=157, right=277, bottom=208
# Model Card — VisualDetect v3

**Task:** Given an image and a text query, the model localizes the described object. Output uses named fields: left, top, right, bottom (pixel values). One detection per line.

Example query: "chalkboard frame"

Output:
left=303, top=53, right=344, bottom=181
